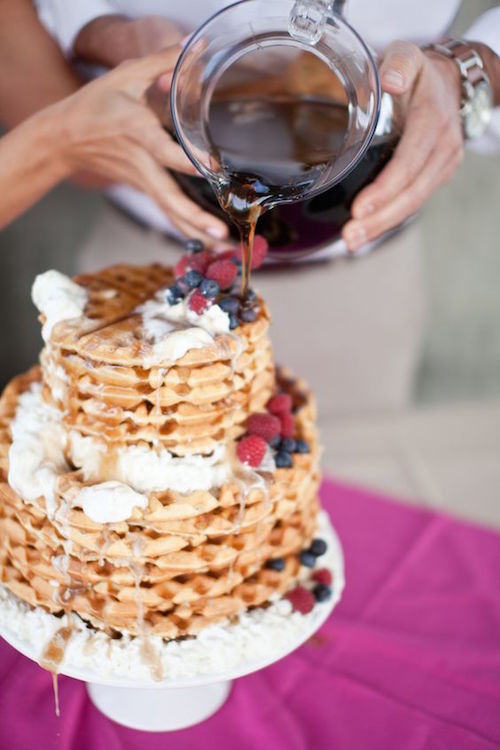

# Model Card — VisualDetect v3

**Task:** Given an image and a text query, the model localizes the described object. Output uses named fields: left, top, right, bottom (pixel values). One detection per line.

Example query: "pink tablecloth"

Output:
left=1, top=479, right=500, bottom=750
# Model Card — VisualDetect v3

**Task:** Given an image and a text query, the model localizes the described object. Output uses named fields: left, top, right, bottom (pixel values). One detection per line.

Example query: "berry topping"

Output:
left=286, top=585, right=315, bottom=614
left=206, top=259, right=238, bottom=290
left=269, top=435, right=282, bottom=449
left=309, top=538, right=328, bottom=557
left=313, top=583, right=332, bottom=603
left=237, top=234, right=268, bottom=270
left=174, top=250, right=213, bottom=279
left=247, top=413, right=281, bottom=443
left=294, top=439, right=310, bottom=454
left=265, top=557, right=285, bottom=571
left=275, top=451, right=292, bottom=469
left=236, top=435, right=267, bottom=467
left=188, top=290, right=211, bottom=315
left=174, top=255, right=190, bottom=279
left=165, top=284, right=184, bottom=305
left=239, top=308, right=257, bottom=323
left=185, top=238, right=204, bottom=254
left=267, top=393, right=293, bottom=415
left=228, top=314, right=239, bottom=330
left=183, top=270, right=203, bottom=289
left=218, top=296, right=240, bottom=315
left=299, top=550, right=316, bottom=568
left=279, top=411, right=295, bottom=438
left=312, top=568, right=333, bottom=586
left=280, top=437, right=296, bottom=453
left=199, top=278, right=220, bottom=298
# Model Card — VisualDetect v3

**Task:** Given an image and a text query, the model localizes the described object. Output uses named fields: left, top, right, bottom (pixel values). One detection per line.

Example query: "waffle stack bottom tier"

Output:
left=0, top=262, right=322, bottom=641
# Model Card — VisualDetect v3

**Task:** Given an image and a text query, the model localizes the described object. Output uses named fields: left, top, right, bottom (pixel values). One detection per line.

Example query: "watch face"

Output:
left=464, top=82, right=493, bottom=140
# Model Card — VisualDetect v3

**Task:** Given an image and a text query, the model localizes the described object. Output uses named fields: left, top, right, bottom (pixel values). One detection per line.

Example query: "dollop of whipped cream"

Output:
left=32, top=270, right=87, bottom=342
left=138, top=291, right=230, bottom=367
left=69, top=433, right=231, bottom=494
left=8, top=384, right=67, bottom=518
left=76, top=482, right=148, bottom=524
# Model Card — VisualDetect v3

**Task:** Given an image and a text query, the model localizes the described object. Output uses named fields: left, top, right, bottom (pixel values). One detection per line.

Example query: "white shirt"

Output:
left=36, top=0, right=500, bottom=243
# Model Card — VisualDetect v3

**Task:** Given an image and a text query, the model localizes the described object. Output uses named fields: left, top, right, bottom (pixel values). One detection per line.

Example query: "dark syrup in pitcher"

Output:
left=172, top=49, right=398, bottom=293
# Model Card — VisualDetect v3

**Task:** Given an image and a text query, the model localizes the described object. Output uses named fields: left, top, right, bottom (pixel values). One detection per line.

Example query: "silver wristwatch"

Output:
left=425, top=38, right=493, bottom=140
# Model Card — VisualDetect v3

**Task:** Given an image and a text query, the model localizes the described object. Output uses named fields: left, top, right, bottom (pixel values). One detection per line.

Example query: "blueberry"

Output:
left=313, top=583, right=332, bottom=602
left=275, top=451, right=292, bottom=469
left=199, top=278, right=220, bottom=298
left=239, top=308, right=257, bottom=323
left=299, top=550, right=316, bottom=568
left=265, top=557, right=285, bottom=572
left=269, top=435, right=282, bottom=449
left=185, top=238, right=204, bottom=254
left=228, top=314, right=239, bottom=330
left=231, top=257, right=242, bottom=267
left=183, top=270, right=203, bottom=289
left=165, top=284, right=184, bottom=305
left=245, top=289, right=257, bottom=303
left=294, top=439, right=310, bottom=454
left=310, top=538, right=328, bottom=557
left=218, top=296, right=240, bottom=315
left=281, top=437, right=296, bottom=453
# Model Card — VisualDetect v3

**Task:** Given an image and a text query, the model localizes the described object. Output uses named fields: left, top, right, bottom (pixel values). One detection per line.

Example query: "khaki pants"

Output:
left=78, top=204, right=427, bottom=417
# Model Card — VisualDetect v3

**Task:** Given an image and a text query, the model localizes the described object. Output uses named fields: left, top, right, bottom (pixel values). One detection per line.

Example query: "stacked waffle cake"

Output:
left=0, top=249, right=333, bottom=652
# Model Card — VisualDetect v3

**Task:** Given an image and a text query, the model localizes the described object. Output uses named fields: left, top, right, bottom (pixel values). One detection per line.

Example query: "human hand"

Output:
left=54, top=47, right=228, bottom=245
left=74, top=14, right=185, bottom=68
left=343, top=40, right=464, bottom=251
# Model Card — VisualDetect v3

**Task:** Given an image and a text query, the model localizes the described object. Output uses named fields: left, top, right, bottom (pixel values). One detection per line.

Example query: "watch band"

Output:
left=423, top=37, right=493, bottom=139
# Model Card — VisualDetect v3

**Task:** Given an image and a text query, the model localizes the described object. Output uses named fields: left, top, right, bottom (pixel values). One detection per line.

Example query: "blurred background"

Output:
left=1, top=0, right=499, bottom=524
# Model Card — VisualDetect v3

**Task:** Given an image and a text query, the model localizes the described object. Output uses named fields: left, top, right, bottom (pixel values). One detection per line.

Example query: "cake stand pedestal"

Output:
left=0, top=517, right=343, bottom=732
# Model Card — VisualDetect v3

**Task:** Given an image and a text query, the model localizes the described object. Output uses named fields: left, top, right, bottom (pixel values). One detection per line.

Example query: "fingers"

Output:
left=139, top=122, right=198, bottom=175
left=379, top=40, right=425, bottom=95
left=343, top=141, right=463, bottom=250
left=114, top=46, right=182, bottom=96
left=139, top=160, right=229, bottom=244
left=352, top=100, right=439, bottom=218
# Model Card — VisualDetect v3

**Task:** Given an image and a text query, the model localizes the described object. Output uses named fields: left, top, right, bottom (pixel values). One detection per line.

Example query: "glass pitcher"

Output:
left=170, top=0, right=399, bottom=260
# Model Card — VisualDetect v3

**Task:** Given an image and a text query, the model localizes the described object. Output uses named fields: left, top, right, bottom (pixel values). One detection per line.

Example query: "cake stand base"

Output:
left=87, top=680, right=232, bottom=731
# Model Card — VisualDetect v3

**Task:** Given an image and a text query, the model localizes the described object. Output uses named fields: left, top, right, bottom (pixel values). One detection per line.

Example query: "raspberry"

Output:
left=267, top=393, right=293, bottom=415
left=312, top=568, right=332, bottom=586
left=189, top=250, right=213, bottom=275
left=236, top=435, right=267, bottom=467
left=247, top=413, right=281, bottom=443
left=174, top=255, right=190, bottom=278
left=236, top=234, right=268, bottom=270
left=285, top=586, right=315, bottom=614
left=174, top=250, right=213, bottom=278
left=206, top=259, right=238, bottom=290
left=218, top=250, right=238, bottom=263
left=188, top=290, right=211, bottom=315
left=279, top=411, right=295, bottom=438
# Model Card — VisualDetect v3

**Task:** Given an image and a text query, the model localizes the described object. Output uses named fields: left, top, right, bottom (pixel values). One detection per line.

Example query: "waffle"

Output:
left=0, top=263, right=323, bottom=645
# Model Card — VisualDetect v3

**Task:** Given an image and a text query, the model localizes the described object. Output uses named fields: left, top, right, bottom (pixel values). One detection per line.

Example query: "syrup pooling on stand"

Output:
left=204, top=48, right=349, bottom=293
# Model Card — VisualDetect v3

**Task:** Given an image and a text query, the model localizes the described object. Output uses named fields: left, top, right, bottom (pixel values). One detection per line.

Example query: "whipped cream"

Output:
left=69, top=432, right=231, bottom=494
left=8, top=384, right=67, bottom=517
left=9, top=384, right=235, bottom=521
left=76, top=482, right=148, bottom=524
left=32, top=270, right=87, bottom=342
left=138, top=291, right=231, bottom=367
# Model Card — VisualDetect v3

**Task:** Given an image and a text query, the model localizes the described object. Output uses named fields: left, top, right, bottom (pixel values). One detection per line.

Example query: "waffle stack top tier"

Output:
left=0, top=261, right=321, bottom=641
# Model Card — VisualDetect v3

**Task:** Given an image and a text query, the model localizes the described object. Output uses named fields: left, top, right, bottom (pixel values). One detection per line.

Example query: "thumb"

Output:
left=379, top=41, right=425, bottom=94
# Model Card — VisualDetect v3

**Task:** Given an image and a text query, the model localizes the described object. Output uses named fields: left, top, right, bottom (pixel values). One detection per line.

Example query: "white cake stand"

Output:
left=0, top=514, right=344, bottom=732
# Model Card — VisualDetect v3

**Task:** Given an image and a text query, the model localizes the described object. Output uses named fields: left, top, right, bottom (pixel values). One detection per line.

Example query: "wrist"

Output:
left=74, top=14, right=131, bottom=68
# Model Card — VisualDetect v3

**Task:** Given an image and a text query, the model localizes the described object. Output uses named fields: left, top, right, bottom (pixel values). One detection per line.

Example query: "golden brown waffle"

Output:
left=0, top=263, right=323, bottom=642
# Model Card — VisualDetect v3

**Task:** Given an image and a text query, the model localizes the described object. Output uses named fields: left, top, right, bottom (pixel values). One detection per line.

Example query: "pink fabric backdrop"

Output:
left=1, top=479, right=500, bottom=749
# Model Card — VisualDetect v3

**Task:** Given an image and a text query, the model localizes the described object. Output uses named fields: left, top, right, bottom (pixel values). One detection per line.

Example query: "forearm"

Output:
left=0, top=0, right=81, bottom=128
left=0, top=108, right=69, bottom=227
